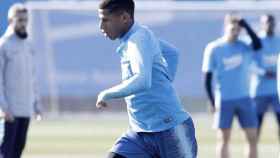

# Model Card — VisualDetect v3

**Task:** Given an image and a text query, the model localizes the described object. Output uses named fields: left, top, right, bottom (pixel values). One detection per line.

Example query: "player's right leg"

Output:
left=214, top=100, right=235, bottom=158
left=1, top=118, right=18, bottom=158
left=109, top=130, right=153, bottom=158
left=217, top=128, right=231, bottom=158
left=237, top=98, right=258, bottom=158
left=0, top=118, right=4, bottom=158
left=243, top=128, right=258, bottom=158
left=254, top=96, right=269, bottom=139
left=270, top=95, right=280, bottom=142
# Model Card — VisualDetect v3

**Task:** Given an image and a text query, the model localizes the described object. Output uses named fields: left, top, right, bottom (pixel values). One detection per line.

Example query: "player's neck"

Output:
left=223, top=35, right=237, bottom=43
left=120, top=20, right=134, bottom=39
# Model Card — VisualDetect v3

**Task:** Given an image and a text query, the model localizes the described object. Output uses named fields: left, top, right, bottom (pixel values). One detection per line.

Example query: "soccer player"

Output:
left=0, top=3, right=42, bottom=158
left=96, top=0, right=197, bottom=157
left=202, top=14, right=262, bottom=158
left=251, top=14, right=280, bottom=141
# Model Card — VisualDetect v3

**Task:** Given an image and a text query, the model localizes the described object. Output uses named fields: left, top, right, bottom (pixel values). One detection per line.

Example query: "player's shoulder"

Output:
left=0, top=35, right=9, bottom=49
left=129, top=24, right=155, bottom=42
left=205, top=38, right=225, bottom=52
left=235, top=39, right=251, bottom=50
left=0, top=34, right=18, bottom=46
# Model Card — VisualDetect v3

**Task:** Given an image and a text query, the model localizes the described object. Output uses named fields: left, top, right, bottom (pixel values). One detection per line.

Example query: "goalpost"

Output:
left=25, top=1, right=280, bottom=114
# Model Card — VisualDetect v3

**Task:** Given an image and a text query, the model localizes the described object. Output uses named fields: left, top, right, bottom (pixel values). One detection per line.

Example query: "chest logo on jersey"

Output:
left=222, top=54, right=243, bottom=71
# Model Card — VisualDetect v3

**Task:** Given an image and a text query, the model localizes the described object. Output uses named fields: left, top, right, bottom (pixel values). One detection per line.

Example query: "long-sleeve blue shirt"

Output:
left=97, top=23, right=189, bottom=132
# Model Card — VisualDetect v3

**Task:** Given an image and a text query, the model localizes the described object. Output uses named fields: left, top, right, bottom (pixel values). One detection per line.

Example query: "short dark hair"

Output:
left=224, top=13, right=240, bottom=26
left=99, top=0, right=135, bottom=17
left=264, top=14, right=275, bottom=22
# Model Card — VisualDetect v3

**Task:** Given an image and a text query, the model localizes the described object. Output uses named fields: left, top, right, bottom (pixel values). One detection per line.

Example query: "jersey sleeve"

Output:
left=202, top=43, right=217, bottom=73
left=159, top=40, right=179, bottom=82
left=0, top=40, right=8, bottom=112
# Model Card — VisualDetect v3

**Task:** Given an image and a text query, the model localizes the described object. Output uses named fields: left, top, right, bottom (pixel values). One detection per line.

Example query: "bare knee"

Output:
left=217, top=129, right=231, bottom=146
left=244, top=128, right=258, bottom=145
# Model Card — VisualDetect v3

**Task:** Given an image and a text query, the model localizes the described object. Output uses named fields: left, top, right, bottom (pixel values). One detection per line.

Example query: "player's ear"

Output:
left=121, top=12, right=130, bottom=24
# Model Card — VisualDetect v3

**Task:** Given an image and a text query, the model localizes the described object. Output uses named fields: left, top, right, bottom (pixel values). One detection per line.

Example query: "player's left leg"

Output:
left=275, top=112, right=280, bottom=143
left=13, top=117, right=30, bottom=158
left=109, top=130, right=155, bottom=158
left=254, top=96, right=269, bottom=140
left=156, top=117, right=197, bottom=158
left=237, top=98, right=258, bottom=158
left=270, top=95, right=280, bottom=142
left=243, top=128, right=258, bottom=158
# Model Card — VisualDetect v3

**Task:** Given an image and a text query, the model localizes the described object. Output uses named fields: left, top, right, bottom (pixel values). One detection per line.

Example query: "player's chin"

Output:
left=108, top=35, right=117, bottom=40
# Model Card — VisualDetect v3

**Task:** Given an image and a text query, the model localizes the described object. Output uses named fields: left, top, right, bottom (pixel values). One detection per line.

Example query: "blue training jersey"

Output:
left=160, top=40, right=179, bottom=82
left=98, top=23, right=189, bottom=132
left=202, top=37, right=253, bottom=101
left=277, top=54, right=280, bottom=101
left=251, top=33, right=280, bottom=97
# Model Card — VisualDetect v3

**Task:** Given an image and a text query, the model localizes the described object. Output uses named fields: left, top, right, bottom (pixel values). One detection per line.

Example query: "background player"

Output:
left=202, top=14, right=262, bottom=158
left=250, top=14, right=280, bottom=141
left=0, top=3, right=42, bottom=158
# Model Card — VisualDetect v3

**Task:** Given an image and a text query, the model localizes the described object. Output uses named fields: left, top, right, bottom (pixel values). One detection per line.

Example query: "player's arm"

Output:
left=31, top=47, right=42, bottom=120
left=239, top=19, right=262, bottom=51
left=0, top=41, right=13, bottom=121
left=204, top=72, right=215, bottom=108
left=251, top=59, right=276, bottom=79
left=159, top=40, right=179, bottom=82
left=202, top=43, right=216, bottom=112
left=97, top=33, right=153, bottom=105
left=277, top=55, right=280, bottom=101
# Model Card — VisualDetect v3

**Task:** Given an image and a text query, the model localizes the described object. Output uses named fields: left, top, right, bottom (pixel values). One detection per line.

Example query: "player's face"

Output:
left=98, top=9, right=125, bottom=40
left=225, top=22, right=241, bottom=39
left=13, top=12, right=28, bottom=35
left=260, top=16, right=275, bottom=34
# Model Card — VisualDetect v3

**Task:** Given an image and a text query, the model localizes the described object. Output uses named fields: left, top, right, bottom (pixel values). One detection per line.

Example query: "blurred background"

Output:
left=1, top=0, right=280, bottom=157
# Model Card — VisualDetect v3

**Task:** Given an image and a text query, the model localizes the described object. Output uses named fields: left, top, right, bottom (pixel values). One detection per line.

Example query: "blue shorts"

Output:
left=110, top=118, right=197, bottom=158
left=254, top=95, right=280, bottom=115
left=214, top=98, right=258, bottom=129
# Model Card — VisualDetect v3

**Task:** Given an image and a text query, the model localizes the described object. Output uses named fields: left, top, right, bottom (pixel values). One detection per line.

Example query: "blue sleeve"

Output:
left=277, top=55, right=280, bottom=101
left=159, top=40, right=179, bottom=82
left=31, top=46, right=42, bottom=113
left=0, top=40, right=8, bottom=112
left=97, top=32, right=153, bottom=102
left=202, top=43, right=216, bottom=73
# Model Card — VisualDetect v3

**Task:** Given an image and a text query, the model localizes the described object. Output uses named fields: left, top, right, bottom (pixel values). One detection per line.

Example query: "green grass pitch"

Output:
left=23, top=113, right=279, bottom=158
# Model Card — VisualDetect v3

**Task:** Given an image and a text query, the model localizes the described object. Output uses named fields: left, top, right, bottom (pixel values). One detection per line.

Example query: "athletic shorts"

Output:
left=214, top=97, right=258, bottom=129
left=110, top=118, right=197, bottom=158
left=254, top=95, right=280, bottom=115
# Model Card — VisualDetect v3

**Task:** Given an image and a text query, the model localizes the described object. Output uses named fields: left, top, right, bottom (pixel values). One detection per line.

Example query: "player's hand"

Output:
left=96, top=100, right=108, bottom=109
left=35, top=111, right=42, bottom=121
left=265, top=70, right=276, bottom=79
left=238, top=18, right=247, bottom=27
left=208, top=105, right=216, bottom=114
left=4, top=111, right=14, bottom=122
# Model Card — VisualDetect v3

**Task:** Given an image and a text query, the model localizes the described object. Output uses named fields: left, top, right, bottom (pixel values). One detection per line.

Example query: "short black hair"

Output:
left=265, top=14, right=275, bottom=22
left=99, top=0, right=135, bottom=17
